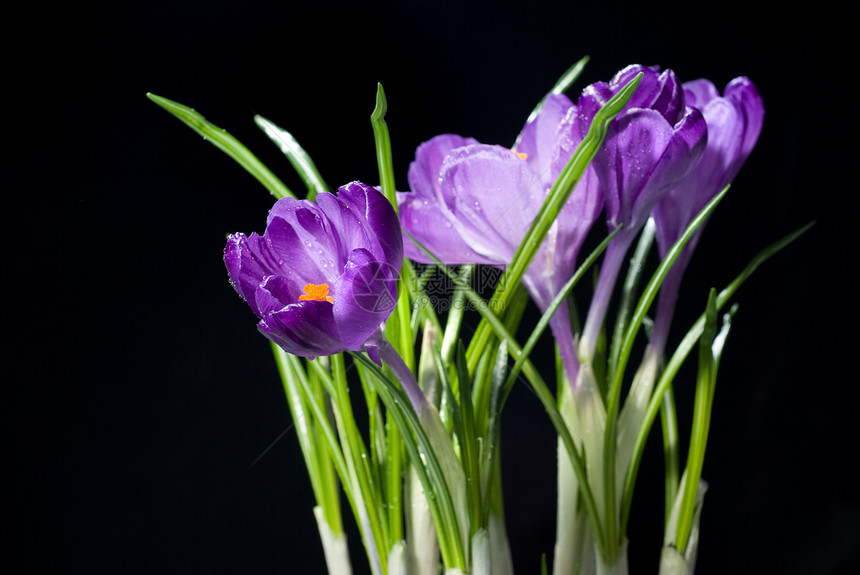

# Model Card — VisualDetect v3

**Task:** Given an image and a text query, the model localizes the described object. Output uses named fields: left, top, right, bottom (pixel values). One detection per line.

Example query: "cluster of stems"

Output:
left=148, top=63, right=804, bottom=574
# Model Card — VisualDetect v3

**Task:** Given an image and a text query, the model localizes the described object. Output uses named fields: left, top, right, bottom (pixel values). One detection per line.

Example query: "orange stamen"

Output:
left=298, top=283, right=334, bottom=304
left=511, top=148, right=528, bottom=160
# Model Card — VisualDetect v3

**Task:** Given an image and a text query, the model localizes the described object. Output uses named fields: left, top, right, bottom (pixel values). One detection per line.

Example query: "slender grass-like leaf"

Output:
left=310, top=353, right=387, bottom=575
left=254, top=115, right=329, bottom=200
left=440, top=266, right=473, bottom=363
left=609, top=219, right=656, bottom=384
left=454, top=343, right=483, bottom=537
left=349, top=351, right=469, bottom=571
left=674, top=289, right=718, bottom=554
left=407, top=264, right=443, bottom=336
left=406, top=232, right=607, bottom=551
left=146, top=93, right=293, bottom=199
left=499, top=227, right=620, bottom=410
left=271, top=344, right=343, bottom=531
left=659, top=386, right=681, bottom=527
left=370, top=83, right=397, bottom=210
left=621, top=220, right=814, bottom=532
left=602, top=186, right=730, bottom=558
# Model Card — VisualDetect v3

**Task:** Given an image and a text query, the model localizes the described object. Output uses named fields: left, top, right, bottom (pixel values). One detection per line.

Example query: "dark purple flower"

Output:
left=648, top=76, right=765, bottom=354
left=397, top=94, right=603, bottom=380
left=577, top=65, right=709, bottom=358
left=224, top=181, right=403, bottom=364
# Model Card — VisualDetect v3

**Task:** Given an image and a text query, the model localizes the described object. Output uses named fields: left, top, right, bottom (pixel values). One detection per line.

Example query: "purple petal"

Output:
left=408, top=134, right=479, bottom=202
left=649, top=69, right=684, bottom=125
left=556, top=167, right=604, bottom=259
left=599, top=108, right=676, bottom=228
left=657, top=106, right=709, bottom=186
left=265, top=215, right=338, bottom=287
left=264, top=196, right=341, bottom=284
left=683, top=78, right=720, bottom=109
left=724, top=77, right=764, bottom=172
left=602, top=105, right=706, bottom=230
left=697, top=98, right=747, bottom=190
left=254, top=274, right=299, bottom=317
left=515, top=93, right=576, bottom=190
left=653, top=78, right=762, bottom=258
left=328, top=181, right=404, bottom=270
left=397, top=190, right=496, bottom=264
left=438, top=144, right=544, bottom=263
left=605, top=66, right=673, bottom=119
left=257, top=299, right=344, bottom=359
left=224, top=231, right=292, bottom=316
left=333, top=248, right=399, bottom=351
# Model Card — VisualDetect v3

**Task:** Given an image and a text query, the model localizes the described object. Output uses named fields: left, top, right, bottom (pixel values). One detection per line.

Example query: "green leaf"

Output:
left=405, top=232, right=607, bottom=552
left=370, top=83, right=397, bottom=210
left=146, top=93, right=293, bottom=199
left=621, top=220, right=814, bottom=532
left=498, top=227, right=619, bottom=411
left=349, top=352, right=469, bottom=571
left=603, top=185, right=730, bottom=557
left=454, top=343, right=483, bottom=537
left=674, top=289, right=719, bottom=553
left=254, top=115, right=329, bottom=200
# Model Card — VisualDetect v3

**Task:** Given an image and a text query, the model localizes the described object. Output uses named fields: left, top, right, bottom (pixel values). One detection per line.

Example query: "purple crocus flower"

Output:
left=397, top=93, right=603, bottom=381
left=648, top=76, right=764, bottom=355
left=577, top=65, right=708, bottom=359
left=224, top=181, right=403, bottom=364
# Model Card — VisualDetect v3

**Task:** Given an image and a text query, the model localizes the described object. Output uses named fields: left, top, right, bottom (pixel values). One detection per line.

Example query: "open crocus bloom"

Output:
left=224, top=181, right=403, bottom=364
left=397, top=93, right=603, bottom=381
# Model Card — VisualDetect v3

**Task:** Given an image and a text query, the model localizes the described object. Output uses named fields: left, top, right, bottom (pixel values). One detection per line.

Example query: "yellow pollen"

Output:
left=298, top=283, right=334, bottom=304
left=511, top=148, right=528, bottom=160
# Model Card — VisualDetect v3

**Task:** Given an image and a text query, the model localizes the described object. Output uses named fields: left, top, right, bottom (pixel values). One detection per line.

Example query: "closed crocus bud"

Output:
left=648, top=76, right=764, bottom=356
left=577, top=65, right=708, bottom=360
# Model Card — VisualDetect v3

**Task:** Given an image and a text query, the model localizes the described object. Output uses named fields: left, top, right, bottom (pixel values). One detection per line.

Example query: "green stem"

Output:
left=330, top=354, right=387, bottom=575
left=352, top=349, right=468, bottom=571
left=659, top=385, right=680, bottom=528
left=603, top=187, right=730, bottom=560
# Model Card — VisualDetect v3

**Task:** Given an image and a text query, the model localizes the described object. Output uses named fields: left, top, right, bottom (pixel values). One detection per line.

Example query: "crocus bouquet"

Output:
left=149, top=58, right=806, bottom=575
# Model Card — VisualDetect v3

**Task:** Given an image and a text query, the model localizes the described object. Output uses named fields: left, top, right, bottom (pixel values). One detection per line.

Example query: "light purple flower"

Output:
left=224, top=181, right=403, bottom=364
left=648, top=76, right=764, bottom=354
left=397, top=93, right=602, bottom=380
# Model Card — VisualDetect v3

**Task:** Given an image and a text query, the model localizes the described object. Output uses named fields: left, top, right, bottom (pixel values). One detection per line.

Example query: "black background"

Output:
left=5, top=1, right=859, bottom=573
